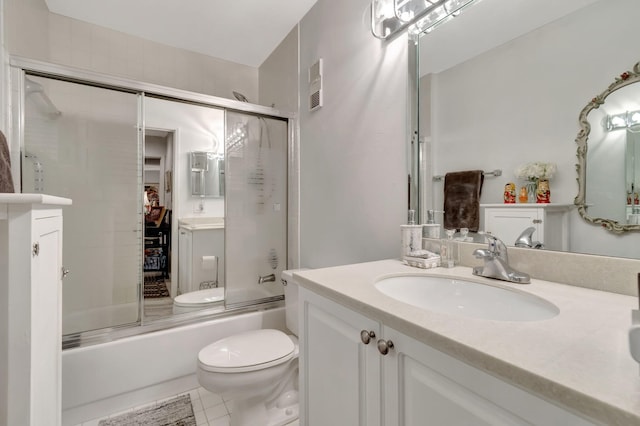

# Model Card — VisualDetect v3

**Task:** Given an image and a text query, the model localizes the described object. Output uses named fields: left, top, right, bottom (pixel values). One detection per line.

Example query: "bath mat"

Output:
left=144, top=275, right=170, bottom=298
left=98, top=394, right=195, bottom=426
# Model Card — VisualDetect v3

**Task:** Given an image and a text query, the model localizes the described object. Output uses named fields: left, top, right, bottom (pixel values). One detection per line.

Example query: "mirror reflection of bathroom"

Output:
left=626, top=127, right=640, bottom=224
left=143, top=97, right=228, bottom=319
left=142, top=129, right=174, bottom=318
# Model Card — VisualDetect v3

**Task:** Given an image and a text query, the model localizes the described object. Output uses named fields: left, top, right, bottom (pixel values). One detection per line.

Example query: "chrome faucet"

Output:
left=472, top=233, right=530, bottom=284
left=514, top=226, right=544, bottom=249
left=258, top=273, right=276, bottom=284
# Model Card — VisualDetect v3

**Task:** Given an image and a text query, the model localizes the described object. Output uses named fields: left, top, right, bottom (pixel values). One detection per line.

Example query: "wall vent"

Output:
left=309, top=59, right=323, bottom=111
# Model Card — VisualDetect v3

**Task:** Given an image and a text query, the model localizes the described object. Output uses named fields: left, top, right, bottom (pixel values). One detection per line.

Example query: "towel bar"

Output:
left=433, top=169, right=502, bottom=182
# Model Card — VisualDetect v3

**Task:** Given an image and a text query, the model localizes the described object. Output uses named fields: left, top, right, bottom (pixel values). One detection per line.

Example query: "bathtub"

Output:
left=61, top=306, right=286, bottom=425
left=62, top=302, right=139, bottom=335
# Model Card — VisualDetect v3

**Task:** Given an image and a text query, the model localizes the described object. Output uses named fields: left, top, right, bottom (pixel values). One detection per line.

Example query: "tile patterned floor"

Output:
left=74, top=386, right=300, bottom=426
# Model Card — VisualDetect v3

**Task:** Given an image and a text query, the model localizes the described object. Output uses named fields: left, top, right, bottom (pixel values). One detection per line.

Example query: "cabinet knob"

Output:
left=360, top=330, right=376, bottom=345
left=377, top=339, right=394, bottom=355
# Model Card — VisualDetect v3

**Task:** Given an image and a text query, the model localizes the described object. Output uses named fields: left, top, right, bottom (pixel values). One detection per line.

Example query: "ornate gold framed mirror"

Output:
left=575, top=61, right=640, bottom=233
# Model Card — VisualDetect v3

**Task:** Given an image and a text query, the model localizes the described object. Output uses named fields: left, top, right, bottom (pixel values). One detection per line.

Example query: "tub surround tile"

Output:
left=295, top=260, right=640, bottom=425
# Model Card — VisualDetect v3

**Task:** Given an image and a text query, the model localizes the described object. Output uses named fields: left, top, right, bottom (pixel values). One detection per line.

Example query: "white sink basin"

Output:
left=374, top=275, right=559, bottom=321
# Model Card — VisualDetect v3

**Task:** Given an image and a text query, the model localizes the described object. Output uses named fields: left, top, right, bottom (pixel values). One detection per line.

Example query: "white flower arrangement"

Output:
left=515, top=162, right=557, bottom=181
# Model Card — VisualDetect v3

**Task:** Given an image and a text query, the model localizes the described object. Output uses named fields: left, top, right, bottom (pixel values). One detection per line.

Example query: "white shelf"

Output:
left=480, top=203, right=574, bottom=209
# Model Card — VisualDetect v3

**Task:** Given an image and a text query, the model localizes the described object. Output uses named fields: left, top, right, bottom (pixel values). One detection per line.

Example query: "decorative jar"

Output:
left=536, top=179, right=550, bottom=203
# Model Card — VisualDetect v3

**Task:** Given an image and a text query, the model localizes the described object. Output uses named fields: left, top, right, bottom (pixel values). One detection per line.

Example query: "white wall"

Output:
left=259, top=25, right=299, bottom=113
left=144, top=97, right=225, bottom=220
left=299, top=0, right=408, bottom=268
left=3, top=0, right=258, bottom=101
left=425, top=0, right=640, bottom=258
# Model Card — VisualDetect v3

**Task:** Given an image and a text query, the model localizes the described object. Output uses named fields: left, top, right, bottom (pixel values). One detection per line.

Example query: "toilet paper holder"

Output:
left=199, top=255, right=219, bottom=290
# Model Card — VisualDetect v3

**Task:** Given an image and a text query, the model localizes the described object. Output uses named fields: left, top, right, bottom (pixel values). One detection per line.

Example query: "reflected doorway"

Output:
left=143, top=129, right=175, bottom=320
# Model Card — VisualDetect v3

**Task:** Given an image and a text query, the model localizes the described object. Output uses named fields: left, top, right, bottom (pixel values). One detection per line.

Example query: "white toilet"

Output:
left=196, top=269, right=302, bottom=426
left=173, top=287, right=225, bottom=314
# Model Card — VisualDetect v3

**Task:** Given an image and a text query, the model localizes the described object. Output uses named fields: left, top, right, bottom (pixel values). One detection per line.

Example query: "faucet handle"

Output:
left=479, top=232, right=508, bottom=262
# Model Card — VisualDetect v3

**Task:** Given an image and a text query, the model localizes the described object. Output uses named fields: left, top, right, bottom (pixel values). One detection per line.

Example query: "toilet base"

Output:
left=230, top=390, right=299, bottom=426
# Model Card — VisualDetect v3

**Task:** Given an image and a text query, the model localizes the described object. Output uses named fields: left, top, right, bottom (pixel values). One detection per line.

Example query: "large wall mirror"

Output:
left=416, top=0, right=640, bottom=259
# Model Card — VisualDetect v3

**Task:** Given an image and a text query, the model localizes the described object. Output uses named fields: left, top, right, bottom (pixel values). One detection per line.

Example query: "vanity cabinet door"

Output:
left=299, top=288, right=381, bottom=426
left=382, top=326, right=597, bottom=426
left=484, top=207, right=542, bottom=247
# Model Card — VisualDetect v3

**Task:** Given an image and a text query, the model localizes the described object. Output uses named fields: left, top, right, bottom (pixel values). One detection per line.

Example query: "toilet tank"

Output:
left=281, top=269, right=308, bottom=336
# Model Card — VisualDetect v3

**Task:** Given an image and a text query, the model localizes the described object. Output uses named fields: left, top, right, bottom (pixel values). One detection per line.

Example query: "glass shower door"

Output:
left=22, top=75, right=142, bottom=335
left=225, top=111, right=288, bottom=305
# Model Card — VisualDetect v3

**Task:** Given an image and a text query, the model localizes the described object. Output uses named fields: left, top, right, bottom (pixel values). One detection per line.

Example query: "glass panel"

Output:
left=22, top=76, right=141, bottom=335
left=225, top=112, right=288, bottom=305
left=143, top=96, right=225, bottom=319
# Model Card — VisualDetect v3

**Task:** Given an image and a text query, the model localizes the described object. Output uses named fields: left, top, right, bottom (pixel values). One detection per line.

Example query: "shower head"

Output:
left=232, top=91, right=249, bottom=102
left=25, top=78, right=61, bottom=117
left=25, top=78, right=44, bottom=95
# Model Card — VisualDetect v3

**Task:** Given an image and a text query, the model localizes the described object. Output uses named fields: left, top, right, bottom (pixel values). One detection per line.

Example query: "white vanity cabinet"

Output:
left=178, top=218, right=224, bottom=294
left=299, top=287, right=381, bottom=425
left=0, top=194, right=71, bottom=426
left=299, top=287, right=597, bottom=426
left=481, top=204, right=574, bottom=251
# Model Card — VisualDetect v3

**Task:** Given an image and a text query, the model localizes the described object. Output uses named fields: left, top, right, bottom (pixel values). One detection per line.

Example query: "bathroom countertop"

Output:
left=294, top=259, right=640, bottom=425
left=0, top=193, right=72, bottom=205
left=178, top=217, right=224, bottom=230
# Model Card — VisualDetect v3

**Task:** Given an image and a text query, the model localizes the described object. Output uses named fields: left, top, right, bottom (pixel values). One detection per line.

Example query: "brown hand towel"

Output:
left=443, top=170, right=484, bottom=232
left=0, top=130, right=15, bottom=193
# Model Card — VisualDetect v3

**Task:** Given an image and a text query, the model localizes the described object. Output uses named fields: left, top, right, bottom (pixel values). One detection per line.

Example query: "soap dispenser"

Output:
left=401, top=210, right=423, bottom=258
left=440, top=229, right=458, bottom=268
left=423, top=209, right=441, bottom=239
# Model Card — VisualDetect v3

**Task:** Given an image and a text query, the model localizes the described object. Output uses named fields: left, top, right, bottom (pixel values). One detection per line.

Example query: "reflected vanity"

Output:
left=175, top=217, right=225, bottom=313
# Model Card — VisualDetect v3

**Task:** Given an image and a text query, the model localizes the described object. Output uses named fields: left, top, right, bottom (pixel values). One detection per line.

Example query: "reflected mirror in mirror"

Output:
left=416, top=0, right=640, bottom=259
left=190, top=151, right=225, bottom=198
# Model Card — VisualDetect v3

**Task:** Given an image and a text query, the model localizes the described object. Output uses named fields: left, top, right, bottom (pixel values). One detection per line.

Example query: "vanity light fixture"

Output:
left=226, top=122, right=247, bottom=155
left=371, top=0, right=482, bottom=40
left=605, top=110, right=640, bottom=131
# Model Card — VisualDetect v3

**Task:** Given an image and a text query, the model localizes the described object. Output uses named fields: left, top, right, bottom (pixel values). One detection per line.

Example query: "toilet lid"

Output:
left=198, top=329, right=295, bottom=373
left=173, top=288, right=224, bottom=306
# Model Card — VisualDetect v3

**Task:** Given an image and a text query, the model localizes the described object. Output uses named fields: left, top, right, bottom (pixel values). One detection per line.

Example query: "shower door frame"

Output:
left=8, top=56, right=300, bottom=349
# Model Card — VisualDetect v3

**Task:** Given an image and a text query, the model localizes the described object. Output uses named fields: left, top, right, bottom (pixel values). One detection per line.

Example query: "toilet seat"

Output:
left=173, top=287, right=224, bottom=307
left=199, top=329, right=296, bottom=373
